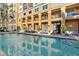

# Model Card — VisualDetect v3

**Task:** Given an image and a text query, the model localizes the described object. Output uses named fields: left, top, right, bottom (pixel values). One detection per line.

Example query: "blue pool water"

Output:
left=0, top=34, right=79, bottom=56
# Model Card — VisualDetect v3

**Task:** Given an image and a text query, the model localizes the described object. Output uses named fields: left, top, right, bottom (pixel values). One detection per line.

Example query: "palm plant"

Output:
left=61, top=24, right=68, bottom=33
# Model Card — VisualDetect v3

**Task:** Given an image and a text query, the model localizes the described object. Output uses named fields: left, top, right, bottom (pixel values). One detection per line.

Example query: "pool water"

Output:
left=0, top=34, right=79, bottom=56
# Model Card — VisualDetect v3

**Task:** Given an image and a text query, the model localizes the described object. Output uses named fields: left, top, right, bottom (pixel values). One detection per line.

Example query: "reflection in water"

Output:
left=41, top=47, right=48, bottom=56
left=33, top=45, right=39, bottom=52
left=27, top=43, right=32, bottom=50
left=0, top=34, right=79, bottom=56
left=41, top=37, right=48, bottom=46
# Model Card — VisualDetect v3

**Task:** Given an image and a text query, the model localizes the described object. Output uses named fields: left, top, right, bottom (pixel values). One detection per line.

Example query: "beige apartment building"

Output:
left=8, top=3, right=79, bottom=34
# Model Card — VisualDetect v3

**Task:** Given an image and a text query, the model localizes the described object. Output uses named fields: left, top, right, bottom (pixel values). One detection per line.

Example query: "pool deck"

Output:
left=17, top=32, right=79, bottom=41
left=0, top=32, right=79, bottom=41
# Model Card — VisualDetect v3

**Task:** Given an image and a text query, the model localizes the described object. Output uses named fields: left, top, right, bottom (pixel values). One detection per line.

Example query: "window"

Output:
left=67, top=9, right=77, bottom=16
left=24, top=13, right=26, bottom=15
left=29, top=11, right=32, bottom=14
left=35, top=8, right=39, bottom=12
left=52, top=13, right=61, bottom=18
left=23, top=18, right=25, bottom=20
left=28, top=3, right=33, bottom=7
left=23, top=3, right=27, bottom=10
left=43, top=4, right=48, bottom=10
left=22, top=18, right=25, bottom=22
left=19, top=19, right=20, bottom=21
left=53, top=3, right=63, bottom=7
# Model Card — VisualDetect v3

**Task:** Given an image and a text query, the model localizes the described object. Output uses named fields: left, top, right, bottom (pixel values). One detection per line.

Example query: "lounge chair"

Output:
left=19, top=30, right=25, bottom=33
left=48, top=31, right=53, bottom=35
left=65, top=31, right=74, bottom=35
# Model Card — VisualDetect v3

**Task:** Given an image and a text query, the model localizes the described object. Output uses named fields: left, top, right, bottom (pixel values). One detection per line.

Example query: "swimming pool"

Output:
left=0, top=34, right=79, bottom=56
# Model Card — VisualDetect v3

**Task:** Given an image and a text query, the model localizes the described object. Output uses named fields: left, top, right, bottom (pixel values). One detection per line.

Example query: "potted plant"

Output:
left=61, top=24, right=67, bottom=35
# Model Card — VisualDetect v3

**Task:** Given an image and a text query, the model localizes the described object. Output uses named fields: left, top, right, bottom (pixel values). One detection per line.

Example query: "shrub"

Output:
left=61, top=24, right=67, bottom=33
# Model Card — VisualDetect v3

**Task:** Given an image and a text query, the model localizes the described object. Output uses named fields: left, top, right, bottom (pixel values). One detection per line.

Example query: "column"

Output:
left=48, top=10, right=52, bottom=31
left=61, top=6, right=66, bottom=33
left=38, top=13, right=42, bottom=31
left=26, top=16, right=28, bottom=31
left=61, top=6, right=66, bottom=25
left=31, top=15, right=34, bottom=30
left=20, top=21, right=23, bottom=30
left=16, top=3, right=19, bottom=30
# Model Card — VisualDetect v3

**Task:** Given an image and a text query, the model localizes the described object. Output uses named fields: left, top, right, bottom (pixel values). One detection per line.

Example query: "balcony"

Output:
left=27, top=19, right=31, bottom=22
left=66, top=11, right=79, bottom=19
left=42, top=4, right=48, bottom=10
left=52, top=3, right=64, bottom=8
left=51, top=13, right=61, bottom=21
left=22, top=24, right=26, bottom=30
left=34, top=18, right=38, bottom=21
left=23, top=12, right=26, bottom=16
left=29, top=11, right=32, bottom=14
left=41, top=16, right=48, bottom=20
left=42, top=23, right=48, bottom=31
left=41, top=12, right=48, bottom=21
left=51, top=13, right=61, bottom=19
left=34, top=23, right=39, bottom=31
left=41, top=16, right=48, bottom=23
left=22, top=18, right=26, bottom=23
left=27, top=16, right=31, bottom=23
left=51, top=9, right=61, bottom=21
left=35, top=8, right=39, bottom=12
left=22, top=20, right=26, bottom=23
left=23, top=3, right=27, bottom=11
left=33, top=18, right=39, bottom=23
left=33, top=14, right=39, bottom=21
left=66, top=4, right=79, bottom=19
left=28, top=3, right=33, bottom=8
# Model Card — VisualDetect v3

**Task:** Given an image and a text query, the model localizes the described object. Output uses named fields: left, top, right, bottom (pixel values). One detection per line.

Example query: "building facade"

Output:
left=8, top=3, right=17, bottom=31
left=14, top=3, right=79, bottom=34
left=0, top=3, right=8, bottom=28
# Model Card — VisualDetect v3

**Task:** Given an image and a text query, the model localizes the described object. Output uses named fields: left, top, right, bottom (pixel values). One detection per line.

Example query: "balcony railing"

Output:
left=65, top=11, right=79, bottom=19
left=51, top=14, right=61, bottom=19
left=53, top=3, right=63, bottom=8
left=27, top=19, right=31, bottom=22
left=67, top=11, right=79, bottom=16
left=34, top=18, right=39, bottom=21
left=41, top=16, right=48, bottom=20
left=22, top=20, right=26, bottom=23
